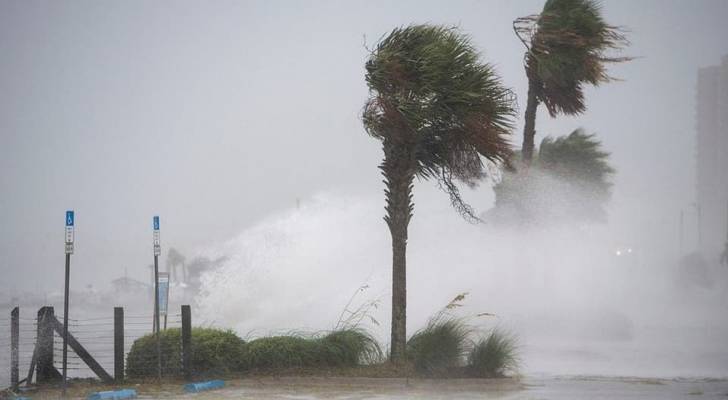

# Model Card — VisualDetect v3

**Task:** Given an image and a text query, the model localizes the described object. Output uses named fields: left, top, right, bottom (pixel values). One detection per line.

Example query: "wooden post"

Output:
left=181, top=305, right=191, bottom=380
left=11, top=307, right=19, bottom=390
left=36, top=306, right=61, bottom=383
left=114, top=307, right=124, bottom=382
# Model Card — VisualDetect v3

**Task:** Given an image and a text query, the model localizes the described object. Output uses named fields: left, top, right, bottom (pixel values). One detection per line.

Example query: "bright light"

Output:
left=616, top=250, right=622, bottom=256
left=627, top=248, right=633, bottom=253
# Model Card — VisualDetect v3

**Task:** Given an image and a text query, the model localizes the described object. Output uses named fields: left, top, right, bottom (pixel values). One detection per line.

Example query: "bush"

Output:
left=189, top=328, right=247, bottom=374
left=244, top=329, right=382, bottom=370
left=245, top=336, right=320, bottom=369
left=126, top=329, right=182, bottom=377
left=126, top=328, right=246, bottom=378
left=406, top=317, right=470, bottom=376
left=467, top=329, right=518, bottom=377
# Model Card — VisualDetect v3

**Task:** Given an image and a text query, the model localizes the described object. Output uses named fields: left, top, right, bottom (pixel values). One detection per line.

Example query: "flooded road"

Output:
left=140, top=376, right=728, bottom=400
left=14, top=375, right=728, bottom=399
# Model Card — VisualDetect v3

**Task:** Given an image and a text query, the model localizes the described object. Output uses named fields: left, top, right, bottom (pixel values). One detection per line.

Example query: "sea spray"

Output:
left=194, top=189, right=728, bottom=378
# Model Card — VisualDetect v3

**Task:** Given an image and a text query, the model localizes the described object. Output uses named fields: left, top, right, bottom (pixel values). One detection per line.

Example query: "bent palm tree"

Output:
left=515, top=0, right=630, bottom=163
left=363, top=25, right=516, bottom=363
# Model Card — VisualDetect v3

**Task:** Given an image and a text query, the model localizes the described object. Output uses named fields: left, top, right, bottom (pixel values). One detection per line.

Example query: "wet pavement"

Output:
left=13, top=375, right=728, bottom=399
left=146, top=376, right=728, bottom=400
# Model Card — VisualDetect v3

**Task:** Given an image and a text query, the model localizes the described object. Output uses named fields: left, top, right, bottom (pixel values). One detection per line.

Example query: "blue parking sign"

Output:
left=66, top=211, right=74, bottom=227
left=153, top=216, right=160, bottom=230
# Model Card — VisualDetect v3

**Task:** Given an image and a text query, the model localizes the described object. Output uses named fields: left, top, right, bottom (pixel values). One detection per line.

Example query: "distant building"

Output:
left=696, top=55, right=728, bottom=256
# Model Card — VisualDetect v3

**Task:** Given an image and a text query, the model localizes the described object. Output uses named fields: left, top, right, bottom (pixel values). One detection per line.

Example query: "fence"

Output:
left=0, top=308, right=36, bottom=389
left=3, top=305, right=192, bottom=391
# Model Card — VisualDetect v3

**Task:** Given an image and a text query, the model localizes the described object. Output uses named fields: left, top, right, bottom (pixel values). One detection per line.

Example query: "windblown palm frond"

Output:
left=514, top=0, right=630, bottom=117
left=539, top=128, right=614, bottom=191
left=363, top=24, right=517, bottom=220
left=490, top=129, right=615, bottom=223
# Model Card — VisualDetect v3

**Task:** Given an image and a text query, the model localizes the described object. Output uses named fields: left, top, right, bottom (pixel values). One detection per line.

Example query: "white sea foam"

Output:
left=194, top=188, right=728, bottom=378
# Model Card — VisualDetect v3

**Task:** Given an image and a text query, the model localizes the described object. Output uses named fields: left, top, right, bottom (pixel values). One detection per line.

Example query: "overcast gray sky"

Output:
left=2, top=0, right=728, bottom=292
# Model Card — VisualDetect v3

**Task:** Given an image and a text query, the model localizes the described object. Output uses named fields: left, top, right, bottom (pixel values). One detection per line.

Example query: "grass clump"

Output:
left=467, top=329, right=519, bottom=377
left=320, top=328, right=382, bottom=365
left=126, top=328, right=246, bottom=378
left=406, top=317, right=470, bottom=376
left=245, top=328, right=382, bottom=370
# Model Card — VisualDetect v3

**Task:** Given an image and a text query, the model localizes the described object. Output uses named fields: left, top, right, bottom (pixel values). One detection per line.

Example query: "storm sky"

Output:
left=2, top=0, right=728, bottom=292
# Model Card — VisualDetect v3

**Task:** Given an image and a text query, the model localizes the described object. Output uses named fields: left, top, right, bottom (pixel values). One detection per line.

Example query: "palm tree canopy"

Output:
left=363, top=24, right=516, bottom=188
left=515, top=0, right=629, bottom=116
left=492, top=129, right=614, bottom=222
left=166, top=247, right=185, bottom=268
left=539, top=128, right=614, bottom=193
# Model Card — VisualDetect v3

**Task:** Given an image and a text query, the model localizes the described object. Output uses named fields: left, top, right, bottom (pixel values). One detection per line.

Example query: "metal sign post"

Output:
left=62, top=210, right=74, bottom=395
left=152, top=216, right=162, bottom=380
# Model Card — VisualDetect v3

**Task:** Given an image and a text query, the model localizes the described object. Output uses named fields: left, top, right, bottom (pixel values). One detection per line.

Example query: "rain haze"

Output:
left=1, top=0, right=728, bottom=398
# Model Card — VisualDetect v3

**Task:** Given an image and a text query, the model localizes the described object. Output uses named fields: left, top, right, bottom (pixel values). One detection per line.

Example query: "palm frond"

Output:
left=538, top=128, right=614, bottom=191
left=363, top=24, right=517, bottom=219
left=515, top=0, right=631, bottom=117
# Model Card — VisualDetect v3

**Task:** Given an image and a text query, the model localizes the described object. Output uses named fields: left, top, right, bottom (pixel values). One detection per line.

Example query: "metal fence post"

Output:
left=11, top=307, right=19, bottom=390
left=181, top=305, right=191, bottom=380
left=114, top=307, right=124, bottom=382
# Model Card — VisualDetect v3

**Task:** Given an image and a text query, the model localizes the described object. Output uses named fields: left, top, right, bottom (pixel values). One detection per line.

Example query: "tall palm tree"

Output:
left=514, top=0, right=629, bottom=164
left=363, top=25, right=516, bottom=364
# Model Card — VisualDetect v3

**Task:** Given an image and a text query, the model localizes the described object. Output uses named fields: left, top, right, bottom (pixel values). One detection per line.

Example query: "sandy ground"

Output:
left=9, top=376, right=728, bottom=400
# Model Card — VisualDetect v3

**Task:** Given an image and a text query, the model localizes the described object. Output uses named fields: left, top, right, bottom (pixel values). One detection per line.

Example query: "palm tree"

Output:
left=492, top=128, right=614, bottom=222
left=166, top=247, right=187, bottom=283
left=538, top=129, right=614, bottom=189
left=363, top=25, right=516, bottom=364
left=514, top=0, right=629, bottom=164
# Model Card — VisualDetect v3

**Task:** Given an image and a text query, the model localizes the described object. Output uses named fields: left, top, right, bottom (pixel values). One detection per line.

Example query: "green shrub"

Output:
left=126, top=328, right=182, bottom=377
left=189, top=328, right=247, bottom=374
left=467, top=329, right=518, bottom=377
left=126, top=328, right=246, bottom=378
left=406, top=317, right=470, bottom=376
left=244, top=329, right=382, bottom=370
left=245, top=336, right=320, bottom=369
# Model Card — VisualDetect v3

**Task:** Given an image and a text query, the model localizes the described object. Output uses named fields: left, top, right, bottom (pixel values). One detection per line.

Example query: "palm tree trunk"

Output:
left=381, top=143, right=414, bottom=365
left=521, top=78, right=539, bottom=164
